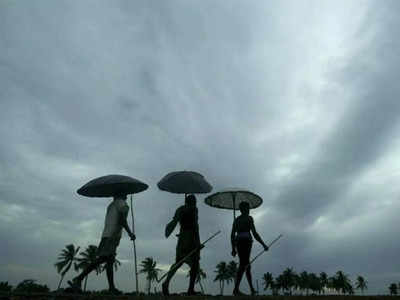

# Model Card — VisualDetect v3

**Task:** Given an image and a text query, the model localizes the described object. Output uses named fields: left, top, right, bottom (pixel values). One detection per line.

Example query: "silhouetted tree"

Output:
left=227, top=261, right=238, bottom=285
left=262, top=272, right=275, bottom=295
left=282, top=267, right=296, bottom=295
left=15, top=279, right=49, bottom=293
left=308, top=273, right=322, bottom=294
left=332, top=271, right=352, bottom=295
left=139, top=257, right=161, bottom=295
left=0, top=281, right=13, bottom=292
left=356, top=276, right=367, bottom=294
left=319, top=272, right=328, bottom=294
left=389, top=283, right=397, bottom=295
left=298, top=271, right=310, bottom=295
left=214, top=262, right=230, bottom=295
left=74, top=245, right=101, bottom=291
left=54, top=244, right=80, bottom=289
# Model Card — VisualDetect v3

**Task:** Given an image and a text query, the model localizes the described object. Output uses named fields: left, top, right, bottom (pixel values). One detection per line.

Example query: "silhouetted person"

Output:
left=231, top=201, right=268, bottom=296
left=162, top=194, right=202, bottom=296
left=68, top=192, right=135, bottom=294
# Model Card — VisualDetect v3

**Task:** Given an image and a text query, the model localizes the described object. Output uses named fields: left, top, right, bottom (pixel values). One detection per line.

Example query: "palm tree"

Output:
left=298, top=271, right=310, bottom=295
left=227, top=261, right=238, bottom=285
left=389, top=283, right=397, bottom=295
left=0, top=281, right=13, bottom=292
left=74, top=245, right=101, bottom=291
left=308, top=272, right=322, bottom=295
left=54, top=244, right=80, bottom=289
left=333, top=271, right=352, bottom=295
left=186, top=267, right=207, bottom=294
left=282, top=267, right=296, bottom=295
left=355, top=276, right=367, bottom=294
left=214, top=261, right=229, bottom=295
left=263, top=272, right=276, bottom=295
left=319, top=272, right=328, bottom=294
left=139, top=257, right=161, bottom=295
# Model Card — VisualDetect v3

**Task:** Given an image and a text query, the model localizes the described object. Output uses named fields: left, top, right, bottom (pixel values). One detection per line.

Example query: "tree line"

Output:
left=4, top=243, right=400, bottom=296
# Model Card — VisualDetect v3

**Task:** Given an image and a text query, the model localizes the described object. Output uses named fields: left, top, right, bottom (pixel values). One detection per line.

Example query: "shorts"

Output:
left=176, top=231, right=200, bottom=266
left=97, top=237, right=120, bottom=257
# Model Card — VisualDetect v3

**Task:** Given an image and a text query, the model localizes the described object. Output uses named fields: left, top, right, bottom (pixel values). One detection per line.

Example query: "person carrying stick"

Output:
left=162, top=194, right=201, bottom=296
left=231, top=201, right=268, bottom=296
left=68, top=192, right=135, bottom=294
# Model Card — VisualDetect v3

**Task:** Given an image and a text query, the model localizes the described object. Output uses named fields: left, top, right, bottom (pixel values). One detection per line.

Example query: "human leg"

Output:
left=187, top=259, right=200, bottom=295
left=245, top=265, right=256, bottom=295
left=69, top=256, right=108, bottom=291
left=162, top=260, right=184, bottom=296
left=233, top=240, right=252, bottom=295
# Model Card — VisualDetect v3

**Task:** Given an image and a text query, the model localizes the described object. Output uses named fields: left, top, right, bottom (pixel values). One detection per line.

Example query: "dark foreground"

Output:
left=1, top=294, right=399, bottom=300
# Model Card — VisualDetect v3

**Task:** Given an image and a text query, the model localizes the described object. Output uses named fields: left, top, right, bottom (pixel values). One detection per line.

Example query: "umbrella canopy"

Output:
left=204, top=188, right=262, bottom=210
left=77, top=174, right=148, bottom=197
left=204, top=188, right=263, bottom=220
left=157, top=171, right=212, bottom=194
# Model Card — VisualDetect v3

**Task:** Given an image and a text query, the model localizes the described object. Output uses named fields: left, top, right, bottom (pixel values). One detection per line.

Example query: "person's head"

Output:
left=239, top=201, right=250, bottom=215
left=185, top=194, right=196, bottom=207
left=114, top=191, right=127, bottom=200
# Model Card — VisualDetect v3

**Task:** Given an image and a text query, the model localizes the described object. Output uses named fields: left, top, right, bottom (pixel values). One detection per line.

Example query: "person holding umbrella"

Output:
left=231, top=201, right=268, bottom=296
left=162, top=194, right=202, bottom=296
left=68, top=191, right=136, bottom=294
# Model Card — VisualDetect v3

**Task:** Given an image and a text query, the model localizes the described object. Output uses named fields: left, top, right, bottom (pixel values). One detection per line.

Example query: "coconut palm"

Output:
left=54, top=244, right=80, bottom=289
left=389, top=283, right=398, bottom=295
left=214, top=261, right=230, bottom=295
left=355, top=276, right=367, bottom=294
left=319, top=272, right=328, bottom=294
left=298, top=271, right=310, bottom=295
left=139, top=257, right=161, bottom=295
left=74, top=245, right=101, bottom=291
left=308, top=272, right=322, bottom=294
left=262, top=272, right=276, bottom=295
left=282, top=267, right=296, bottom=295
left=227, top=261, right=238, bottom=285
left=333, top=271, right=352, bottom=295
left=0, top=281, right=13, bottom=292
left=187, top=267, right=207, bottom=294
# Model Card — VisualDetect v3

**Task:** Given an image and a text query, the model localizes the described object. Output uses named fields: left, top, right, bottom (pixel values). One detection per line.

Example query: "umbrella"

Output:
left=204, top=188, right=263, bottom=221
left=77, top=174, right=148, bottom=294
left=157, top=171, right=212, bottom=195
left=77, top=174, right=148, bottom=197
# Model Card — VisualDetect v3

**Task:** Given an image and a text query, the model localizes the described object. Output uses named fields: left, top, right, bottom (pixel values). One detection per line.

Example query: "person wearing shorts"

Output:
left=69, top=192, right=135, bottom=294
left=162, top=194, right=202, bottom=296
left=231, top=201, right=268, bottom=296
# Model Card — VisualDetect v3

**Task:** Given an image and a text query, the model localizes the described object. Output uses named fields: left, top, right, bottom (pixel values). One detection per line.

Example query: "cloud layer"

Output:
left=1, top=0, right=400, bottom=295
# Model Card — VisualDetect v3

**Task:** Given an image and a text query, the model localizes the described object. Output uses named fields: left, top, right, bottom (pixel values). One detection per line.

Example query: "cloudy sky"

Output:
left=1, top=0, right=400, bottom=295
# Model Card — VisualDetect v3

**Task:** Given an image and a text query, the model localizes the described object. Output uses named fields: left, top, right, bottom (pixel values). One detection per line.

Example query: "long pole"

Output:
left=245, top=234, right=283, bottom=270
left=130, top=195, right=139, bottom=294
left=156, top=230, right=221, bottom=283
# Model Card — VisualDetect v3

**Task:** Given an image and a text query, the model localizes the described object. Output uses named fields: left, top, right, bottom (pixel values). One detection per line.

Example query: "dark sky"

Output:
left=1, top=0, right=400, bottom=295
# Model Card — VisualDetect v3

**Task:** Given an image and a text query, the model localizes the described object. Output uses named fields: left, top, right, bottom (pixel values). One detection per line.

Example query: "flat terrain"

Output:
left=1, top=294, right=399, bottom=300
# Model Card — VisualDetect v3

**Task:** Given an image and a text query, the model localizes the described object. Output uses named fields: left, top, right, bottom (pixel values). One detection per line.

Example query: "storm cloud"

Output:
left=1, top=0, right=400, bottom=295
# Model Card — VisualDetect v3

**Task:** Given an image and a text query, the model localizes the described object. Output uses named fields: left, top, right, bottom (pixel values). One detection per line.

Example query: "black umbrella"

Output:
left=77, top=174, right=148, bottom=294
left=204, top=188, right=263, bottom=221
left=77, top=174, right=148, bottom=197
left=157, top=171, right=212, bottom=195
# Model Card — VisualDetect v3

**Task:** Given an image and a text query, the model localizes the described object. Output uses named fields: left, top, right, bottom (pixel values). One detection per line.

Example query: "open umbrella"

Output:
left=204, top=188, right=263, bottom=221
left=77, top=174, right=148, bottom=294
left=77, top=174, right=148, bottom=197
left=157, top=171, right=212, bottom=196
